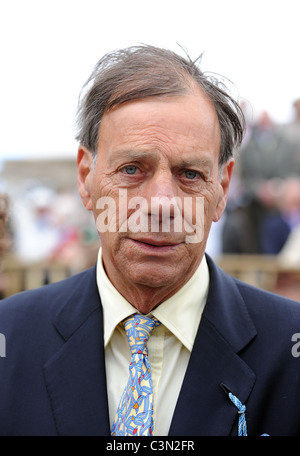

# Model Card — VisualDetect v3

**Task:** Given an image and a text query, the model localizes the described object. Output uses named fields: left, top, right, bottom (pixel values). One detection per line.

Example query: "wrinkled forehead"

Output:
left=97, top=90, right=221, bottom=163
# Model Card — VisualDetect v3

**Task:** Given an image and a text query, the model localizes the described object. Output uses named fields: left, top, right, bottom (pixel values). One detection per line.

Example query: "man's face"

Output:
left=78, top=87, right=233, bottom=311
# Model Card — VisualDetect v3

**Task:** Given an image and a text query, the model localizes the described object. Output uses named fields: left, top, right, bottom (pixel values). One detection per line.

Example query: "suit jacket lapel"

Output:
left=43, top=267, right=110, bottom=436
left=169, top=256, right=257, bottom=436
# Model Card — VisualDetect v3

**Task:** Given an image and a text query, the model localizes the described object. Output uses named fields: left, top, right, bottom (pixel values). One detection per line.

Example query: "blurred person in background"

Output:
left=224, top=108, right=300, bottom=253
left=10, top=185, right=98, bottom=272
left=280, top=98, right=300, bottom=168
left=0, top=195, right=9, bottom=298
left=279, top=224, right=300, bottom=268
left=260, top=176, right=300, bottom=254
left=12, top=185, right=60, bottom=264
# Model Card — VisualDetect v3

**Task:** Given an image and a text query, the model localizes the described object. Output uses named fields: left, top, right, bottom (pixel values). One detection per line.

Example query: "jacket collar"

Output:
left=51, top=256, right=256, bottom=352
left=52, top=265, right=100, bottom=341
left=203, top=254, right=257, bottom=353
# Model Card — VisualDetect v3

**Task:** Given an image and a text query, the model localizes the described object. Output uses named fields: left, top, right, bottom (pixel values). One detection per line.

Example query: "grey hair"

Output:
left=75, top=45, right=245, bottom=165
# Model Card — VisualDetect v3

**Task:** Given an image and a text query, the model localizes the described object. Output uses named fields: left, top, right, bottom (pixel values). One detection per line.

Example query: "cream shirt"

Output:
left=96, top=248, right=209, bottom=436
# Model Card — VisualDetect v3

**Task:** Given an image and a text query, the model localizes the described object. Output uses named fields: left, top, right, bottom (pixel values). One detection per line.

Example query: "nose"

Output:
left=142, top=170, right=181, bottom=227
left=146, top=169, right=177, bottom=200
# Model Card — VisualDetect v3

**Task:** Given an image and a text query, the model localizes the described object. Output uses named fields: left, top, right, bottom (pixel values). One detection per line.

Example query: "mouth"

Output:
left=129, top=237, right=183, bottom=253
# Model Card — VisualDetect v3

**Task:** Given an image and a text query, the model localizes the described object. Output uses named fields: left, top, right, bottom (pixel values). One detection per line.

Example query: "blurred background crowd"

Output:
left=1, top=97, right=300, bottom=300
left=208, top=98, right=300, bottom=263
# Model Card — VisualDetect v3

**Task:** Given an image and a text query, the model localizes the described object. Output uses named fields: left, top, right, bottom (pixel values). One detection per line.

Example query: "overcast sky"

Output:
left=0, top=0, right=299, bottom=159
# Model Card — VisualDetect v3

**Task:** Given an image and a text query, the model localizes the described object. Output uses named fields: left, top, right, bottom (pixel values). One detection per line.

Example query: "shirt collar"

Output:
left=96, top=248, right=209, bottom=351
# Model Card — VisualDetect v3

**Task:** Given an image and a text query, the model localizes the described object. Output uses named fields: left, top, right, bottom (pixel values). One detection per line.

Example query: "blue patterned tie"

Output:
left=111, top=314, right=161, bottom=436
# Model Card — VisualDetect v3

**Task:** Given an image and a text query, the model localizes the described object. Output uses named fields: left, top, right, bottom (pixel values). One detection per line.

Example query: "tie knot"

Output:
left=123, top=314, right=160, bottom=355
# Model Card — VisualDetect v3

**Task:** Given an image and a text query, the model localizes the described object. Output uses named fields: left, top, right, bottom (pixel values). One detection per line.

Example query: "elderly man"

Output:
left=0, top=45, right=300, bottom=437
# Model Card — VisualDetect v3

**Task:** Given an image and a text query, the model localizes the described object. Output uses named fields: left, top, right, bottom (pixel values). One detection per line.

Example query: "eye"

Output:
left=184, top=170, right=199, bottom=179
left=123, top=165, right=138, bottom=175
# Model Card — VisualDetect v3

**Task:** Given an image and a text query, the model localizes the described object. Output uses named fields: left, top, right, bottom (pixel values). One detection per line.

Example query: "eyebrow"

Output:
left=108, top=149, right=213, bottom=168
left=107, top=150, right=158, bottom=165
left=175, top=158, right=213, bottom=169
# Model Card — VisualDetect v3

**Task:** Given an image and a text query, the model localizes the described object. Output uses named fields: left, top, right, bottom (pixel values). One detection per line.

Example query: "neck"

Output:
left=110, top=278, right=182, bottom=314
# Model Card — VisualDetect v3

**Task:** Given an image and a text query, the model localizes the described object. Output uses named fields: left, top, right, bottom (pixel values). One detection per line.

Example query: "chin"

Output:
left=132, top=272, right=172, bottom=288
left=126, top=264, right=185, bottom=289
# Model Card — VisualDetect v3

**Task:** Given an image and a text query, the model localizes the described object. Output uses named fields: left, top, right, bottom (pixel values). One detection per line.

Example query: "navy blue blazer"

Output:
left=0, top=255, right=300, bottom=436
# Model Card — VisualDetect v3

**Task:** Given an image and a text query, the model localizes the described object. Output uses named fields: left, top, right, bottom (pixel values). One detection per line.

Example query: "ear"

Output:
left=77, top=146, right=94, bottom=211
left=213, top=159, right=234, bottom=222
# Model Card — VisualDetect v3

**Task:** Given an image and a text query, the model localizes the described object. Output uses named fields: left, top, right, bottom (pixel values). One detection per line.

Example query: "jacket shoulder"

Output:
left=234, top=276, right=300, bottom=320
left=206, top=254, right=300, bottom=339
left=0, top=266, right=97, bottom=322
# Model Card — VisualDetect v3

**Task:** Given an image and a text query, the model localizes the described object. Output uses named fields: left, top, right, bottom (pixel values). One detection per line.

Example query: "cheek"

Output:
left=90, top=175, right=119, bottom=209
left=92, top=182, right=136, bottom=236
left=98, top=230, right=124, bottom=263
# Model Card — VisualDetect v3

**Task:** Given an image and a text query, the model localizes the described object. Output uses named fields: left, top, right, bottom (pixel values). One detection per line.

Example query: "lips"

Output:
left=129, top=237, right=183, bottom=252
